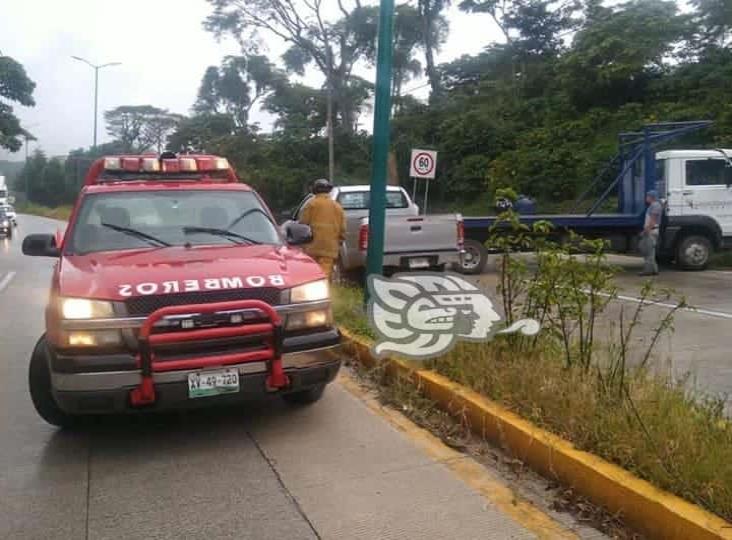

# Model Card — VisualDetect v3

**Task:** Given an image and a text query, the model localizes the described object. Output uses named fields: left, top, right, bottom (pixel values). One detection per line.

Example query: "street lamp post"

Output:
left=71, top=56, right=121, bottom=149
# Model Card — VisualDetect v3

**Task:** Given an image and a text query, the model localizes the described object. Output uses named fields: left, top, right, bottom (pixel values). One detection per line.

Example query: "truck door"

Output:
left=680, top=158, right=732, bottom=236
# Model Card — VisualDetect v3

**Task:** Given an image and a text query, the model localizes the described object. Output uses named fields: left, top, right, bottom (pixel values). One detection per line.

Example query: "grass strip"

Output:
left=16, top=202, right=72, bottom=221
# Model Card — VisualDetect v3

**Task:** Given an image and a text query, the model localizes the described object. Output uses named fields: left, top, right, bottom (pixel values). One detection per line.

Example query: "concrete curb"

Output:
left=340, top=328, right=732, bottom=540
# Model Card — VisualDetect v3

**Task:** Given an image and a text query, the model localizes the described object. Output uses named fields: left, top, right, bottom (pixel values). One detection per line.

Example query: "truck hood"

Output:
left=58, top=245, right=322, bottom=301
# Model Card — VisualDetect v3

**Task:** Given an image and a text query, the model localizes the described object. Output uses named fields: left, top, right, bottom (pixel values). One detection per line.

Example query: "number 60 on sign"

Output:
left=409, top=149, right=437, bottom=179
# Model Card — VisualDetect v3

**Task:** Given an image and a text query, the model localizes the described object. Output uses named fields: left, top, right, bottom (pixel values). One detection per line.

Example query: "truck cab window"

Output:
left=686, top=159, right=732, bottom=186
left=337, top=191, right=408, bottom=210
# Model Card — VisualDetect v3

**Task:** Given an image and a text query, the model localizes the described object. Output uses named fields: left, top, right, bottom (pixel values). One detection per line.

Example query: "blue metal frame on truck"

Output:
left=464, top=121, right=714, bottom=232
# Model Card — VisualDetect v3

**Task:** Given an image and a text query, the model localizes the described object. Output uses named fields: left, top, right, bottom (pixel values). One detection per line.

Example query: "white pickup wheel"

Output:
left=458, top=239, right=488, bottom=274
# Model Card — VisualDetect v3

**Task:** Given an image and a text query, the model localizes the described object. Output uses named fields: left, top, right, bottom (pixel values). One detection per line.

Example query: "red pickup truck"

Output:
left=22, top=153, right=341, bottom=427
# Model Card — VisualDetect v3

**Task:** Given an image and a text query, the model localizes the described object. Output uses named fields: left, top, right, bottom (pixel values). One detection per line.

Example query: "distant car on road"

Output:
left=0, top=209, right=12, bottom=238
left=0, top=204, right=17, bottom=227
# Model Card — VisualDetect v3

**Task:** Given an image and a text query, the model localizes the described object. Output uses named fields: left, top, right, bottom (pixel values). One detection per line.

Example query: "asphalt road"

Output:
left=475, top=254, right=732, bottom=406
left=0, top=214, right=594, bottom=540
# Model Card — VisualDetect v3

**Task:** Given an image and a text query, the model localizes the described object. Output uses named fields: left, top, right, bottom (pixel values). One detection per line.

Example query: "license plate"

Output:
left=408, top=257, right=430, bottom=269
left=188, top=368, right=239, bottom=399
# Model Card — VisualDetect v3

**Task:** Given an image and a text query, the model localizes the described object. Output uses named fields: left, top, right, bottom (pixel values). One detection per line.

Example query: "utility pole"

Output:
left=365, top=0, right=395, bottom=298
left=324, top=41, right=335, bottom=182
left=22, top=123, right=38, bottom=202
left=71, top=56, right=121, bottom=149
left=326, top=80, right=335, bottom=182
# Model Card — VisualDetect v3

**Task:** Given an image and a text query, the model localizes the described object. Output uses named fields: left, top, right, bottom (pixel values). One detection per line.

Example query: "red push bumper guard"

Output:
left=130, top=299, right=286, bottom=407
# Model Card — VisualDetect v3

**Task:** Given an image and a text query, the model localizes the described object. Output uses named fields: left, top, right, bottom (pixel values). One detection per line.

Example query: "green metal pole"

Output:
left=365, top=0, right=395, bottom=301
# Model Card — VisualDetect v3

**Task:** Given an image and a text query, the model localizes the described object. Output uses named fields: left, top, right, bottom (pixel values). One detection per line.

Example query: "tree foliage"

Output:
left=194, top=55, right=282, bottom=128
left=25, top=0, right=732, bottom=218
left=0, top=54, right=36, bottom=152
left=104, top=105, right=182, bottom=153
left=205, top=0, right=380, bottom=134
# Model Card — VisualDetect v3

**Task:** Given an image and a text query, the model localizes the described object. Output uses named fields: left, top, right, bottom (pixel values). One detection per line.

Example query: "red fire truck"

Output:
left=22, top=153, right=341, bottom=427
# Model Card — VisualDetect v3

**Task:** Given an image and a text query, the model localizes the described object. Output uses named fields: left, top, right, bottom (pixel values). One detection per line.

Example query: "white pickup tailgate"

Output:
left=382, top=214, right=459, bottom=254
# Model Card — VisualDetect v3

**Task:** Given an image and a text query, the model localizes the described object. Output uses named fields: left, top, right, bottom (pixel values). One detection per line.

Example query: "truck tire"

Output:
left=282, top=384, right=326, bottom=405
left=458, top=239, right=487, bottom=275
left=675, top=234, right=712, bottom=271
left=28, top=336, right=77, bottom=428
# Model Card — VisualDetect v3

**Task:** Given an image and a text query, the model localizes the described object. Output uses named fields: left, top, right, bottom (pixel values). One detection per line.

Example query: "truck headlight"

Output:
left=64, top=330, right=122, bottom=347
left=290, top=279, right=329, bottom=303
left=60, top=298, right=115, bottom=319
left=286, top=308, right=332, bottom=331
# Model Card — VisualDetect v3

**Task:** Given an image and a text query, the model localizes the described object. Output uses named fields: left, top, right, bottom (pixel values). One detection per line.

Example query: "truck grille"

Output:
left=125, top=288, right=283, bottom=316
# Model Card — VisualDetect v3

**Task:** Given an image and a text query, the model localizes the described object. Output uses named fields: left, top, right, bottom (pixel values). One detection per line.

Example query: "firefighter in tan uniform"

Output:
left=299, top=179, right=346, bottom=280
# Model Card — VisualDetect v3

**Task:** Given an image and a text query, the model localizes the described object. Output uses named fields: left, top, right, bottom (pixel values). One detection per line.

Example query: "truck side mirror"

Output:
left=22, top=234, right=60, bottom=257
left=285, top=223, right=313, bottom=245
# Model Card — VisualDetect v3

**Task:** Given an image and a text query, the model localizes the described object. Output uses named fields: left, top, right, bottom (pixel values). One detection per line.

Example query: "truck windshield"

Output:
left=67, top=190, right=281, bottom=255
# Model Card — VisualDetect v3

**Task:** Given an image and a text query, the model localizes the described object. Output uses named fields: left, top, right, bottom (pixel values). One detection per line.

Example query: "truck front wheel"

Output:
left=458, top=239, right=488, bottom=275
left=675, top=235, right=712, bottom=271
left=29, top=336, right=78, bottom=428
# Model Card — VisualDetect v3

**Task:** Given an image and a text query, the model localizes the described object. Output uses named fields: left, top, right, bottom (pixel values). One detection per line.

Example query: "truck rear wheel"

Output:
left=675, top=235, right=712, bottom=271
left=458, top=239, right=487, bottom=274
left=282, top=384, right=326, bottom=405
left=29, top=336, right=77, bottom=428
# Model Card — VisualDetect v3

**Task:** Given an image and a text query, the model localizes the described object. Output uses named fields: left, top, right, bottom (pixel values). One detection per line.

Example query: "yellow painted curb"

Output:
left=340, top=327, right=732, bottom=540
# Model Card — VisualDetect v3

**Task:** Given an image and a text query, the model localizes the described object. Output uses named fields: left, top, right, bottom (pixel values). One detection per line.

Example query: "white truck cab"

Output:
left=0, top=176, right=8, bottom=206
left=656, top=149, right=732, bottom=269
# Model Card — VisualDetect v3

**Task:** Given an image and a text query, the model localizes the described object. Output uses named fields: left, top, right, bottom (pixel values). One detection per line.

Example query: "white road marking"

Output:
left=0, top=271, right=16, bottom=293
left=594, top=290, right=732, bottom=321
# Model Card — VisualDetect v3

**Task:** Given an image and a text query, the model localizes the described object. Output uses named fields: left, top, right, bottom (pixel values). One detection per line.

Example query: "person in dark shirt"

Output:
left=639, top=190, right=662, bottom=276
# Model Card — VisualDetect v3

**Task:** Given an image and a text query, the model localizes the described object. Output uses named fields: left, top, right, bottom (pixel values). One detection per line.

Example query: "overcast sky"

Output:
left=1, top=0, right=499, bottom=161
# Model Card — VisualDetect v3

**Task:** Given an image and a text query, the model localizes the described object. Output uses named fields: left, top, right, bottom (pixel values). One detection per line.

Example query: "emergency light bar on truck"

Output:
left=84, top=154, right=238, bottom=185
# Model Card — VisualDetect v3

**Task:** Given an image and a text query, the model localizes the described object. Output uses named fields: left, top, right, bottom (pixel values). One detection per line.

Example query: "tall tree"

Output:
left=194, top=55, right=281, bottom=129
left=559, top=0, right=688, bottom=110
left=204, top=0, right=378, bottom=135
left=145, top=112, right=184, bottom=153
left=391, top=4, right=438, bottom=112
left=104, top=105, right=181, bottom=152
left=0, top=54, right=36, bottom=152
left=167, top=114, right=236, bottom=153
left=265, top=83, right=328, bottom=137
left=417, top=0, right=450, bottom=101
left=459, top=0, right=581, bottom=73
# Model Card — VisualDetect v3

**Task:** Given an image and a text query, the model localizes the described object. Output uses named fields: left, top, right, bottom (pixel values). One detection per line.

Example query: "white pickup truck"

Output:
left=286, top=185, right=464, bottom=277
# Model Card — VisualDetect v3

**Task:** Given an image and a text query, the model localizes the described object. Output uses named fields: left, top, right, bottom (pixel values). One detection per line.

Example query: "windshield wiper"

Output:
left=227, top=208, right=276, bottom=230
left=182, top=226, right=262, bottom=245
left=101, top=223, right=171, bottom=247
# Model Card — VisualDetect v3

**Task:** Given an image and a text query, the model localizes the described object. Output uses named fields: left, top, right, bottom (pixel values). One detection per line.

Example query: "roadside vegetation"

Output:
left=711, top=251, right=732, bottom=269
left=333, top=204, right=732, bottom=523
left=5, top=1, right=732, bottom=216
left=16, top=202, right=72, bottom=221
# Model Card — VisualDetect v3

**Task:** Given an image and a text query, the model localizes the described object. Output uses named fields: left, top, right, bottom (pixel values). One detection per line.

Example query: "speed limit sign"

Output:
left=409, top=149, right=437, bottom=179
